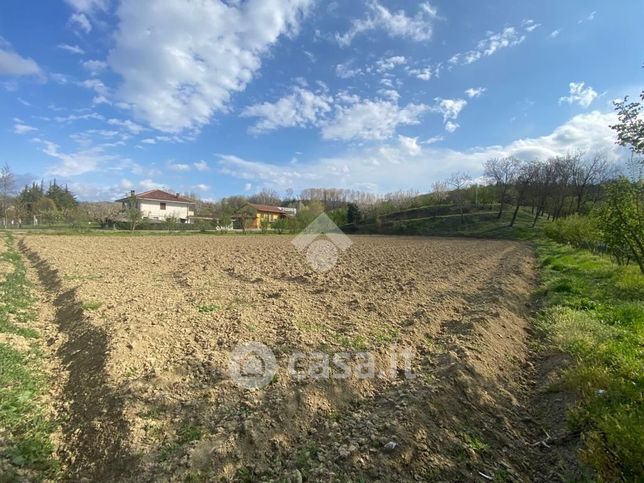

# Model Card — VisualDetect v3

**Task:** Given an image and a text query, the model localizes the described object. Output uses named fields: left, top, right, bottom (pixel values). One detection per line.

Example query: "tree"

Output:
left=569, top=153, right=610, bottom=213
left=126, top=194, right=143, bottom=231
left=0, top=163, right=16, bottom=228
left=597, top=177, right=644, bottom=273
left=611, top=92, right=644, bottom=155
left=47, top=180, right=78, bottom=210
left=447, top=172, right=472, bottom=223
left=164, top=215, right=179, bottom=232
left=248, top=189, right=281, bottom=206
left=33, top=197, right=57, bottom=225
left=484, top=157, right=520, bottom=219
left=509, top=161, right=536, bottom=227
left=347, top=202, right=361, bottom=224
left=272, top=217, right=288, bottom=234
left=259, top=216, right=270, bottom=233
left=217, top=213, right=232, bottom=232
left=430, top=181, right=449, bottom=202
left=236, top=204, right=257, bottom=232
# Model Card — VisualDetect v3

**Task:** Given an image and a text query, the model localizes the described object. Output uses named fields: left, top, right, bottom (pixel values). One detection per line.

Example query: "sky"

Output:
left=0, top=0, right=642, bottom=201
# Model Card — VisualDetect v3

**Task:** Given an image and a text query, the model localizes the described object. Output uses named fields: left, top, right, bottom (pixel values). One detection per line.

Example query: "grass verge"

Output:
left=535, top=240, right=643, bottom=481
left=0, top=232, right=59, bottom=480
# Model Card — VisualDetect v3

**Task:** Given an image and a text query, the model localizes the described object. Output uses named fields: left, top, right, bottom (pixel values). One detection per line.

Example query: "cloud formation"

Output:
left=0, top=38, right=41, bottom=76
left=218, top=111, right=622, bottom=193
left=336, top=1, right=438, bottom=46
left=559, top=81, right=598, bottom=108
left=109, top=0, right=314, bottom=133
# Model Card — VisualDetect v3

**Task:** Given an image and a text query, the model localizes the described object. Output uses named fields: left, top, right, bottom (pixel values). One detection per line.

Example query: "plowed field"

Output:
left=20, top=234, right=543, bottom=481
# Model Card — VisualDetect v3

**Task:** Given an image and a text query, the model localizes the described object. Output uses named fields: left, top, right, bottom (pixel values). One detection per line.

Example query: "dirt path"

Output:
left=19, top=234, right=552, bottom=481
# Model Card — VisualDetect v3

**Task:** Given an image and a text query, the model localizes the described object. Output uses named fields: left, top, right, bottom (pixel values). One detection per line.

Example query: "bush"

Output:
left=544, top=214, right=601, bottom=250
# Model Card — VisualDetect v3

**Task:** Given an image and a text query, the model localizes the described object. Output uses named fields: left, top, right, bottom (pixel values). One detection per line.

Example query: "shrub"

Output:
left=544, top=214, right=601, bottom=250
left=596, top=177, right=644, bottom=273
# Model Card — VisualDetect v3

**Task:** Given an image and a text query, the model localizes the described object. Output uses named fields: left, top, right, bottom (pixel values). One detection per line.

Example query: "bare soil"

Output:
left=19, top=234, right=553, bottom=481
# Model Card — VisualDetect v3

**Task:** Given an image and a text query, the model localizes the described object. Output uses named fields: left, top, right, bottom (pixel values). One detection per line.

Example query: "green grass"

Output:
left=81, top=300, right=103, bottom=311
left=197, top=303, right=220, bottom=313
left=536, top=240, right=643, bottom=481
left=0, top=233, right=59, bottom=480
left=347, top=208, right=540, bottom=240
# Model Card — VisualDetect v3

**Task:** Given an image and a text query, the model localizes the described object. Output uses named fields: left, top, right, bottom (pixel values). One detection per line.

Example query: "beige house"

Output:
left=116, top=190, right=196, bottom=223
left=235, top=203, right=296, bottom=229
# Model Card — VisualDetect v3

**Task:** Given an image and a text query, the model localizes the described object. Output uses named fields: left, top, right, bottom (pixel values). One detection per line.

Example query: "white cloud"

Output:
left=0, top=39, right=41, bottom=76
left=14, top=122, right=37, bottom=134
left=432, top=98, right=467, bottom=125
left=107, top=118, right=145, bottom=134
left=83, top=59, right=108, bottom=75
left=167, top=161, right=191, bottom=172
left=242, top=87, right=333, bottom=133
left=444, top=121, right=460, bottom=133
left=321, top=99, right=428, bottom=141
left=336, top=1, right=438, bottom=46
left=336, top=62, right=362, bottom=79
left=243, top=87, right=430, bottom=141
left=109, top=0, right=314, bottom=133
left=465, top=87, right=486, bottom=98
left=53, top=112, right=104, bottom=123
left=550, top=29, right=562, bottom=38
left=193, top=183, right=210, bottom=191
left=579, top=11, right=596, bottom=24
left=375, top=55, right=406, bottom=72
left=522, top=19, right=541, bottom=32
left=193, top=160, right=209, bottom=171
left=70, top=13, right=92, bottom=33
left=559, top=81, right=598, bottom=108
left=408, top=66, right=433, bottom=80
left=58, top=43, right=85, bottom=55
left=139, top=179, right=169, bottom=191
left=217, top=111, right=622, bottom=193
left=398, top=135, right=421, bottom=155
left=37, top=139, right=115, bottom=176
left=65, top=0, right=109, bottom=13
left=65, top=0, right=108, bottom=33
left=448, top=26, right=528, bottom=67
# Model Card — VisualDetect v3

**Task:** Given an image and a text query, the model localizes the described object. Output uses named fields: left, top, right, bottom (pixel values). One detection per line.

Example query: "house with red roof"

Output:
left=116, top=190, right=196, bottom=223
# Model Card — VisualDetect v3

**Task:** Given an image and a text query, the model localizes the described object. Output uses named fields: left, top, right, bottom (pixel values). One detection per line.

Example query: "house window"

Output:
left=160, top=202, right=166, bottom=210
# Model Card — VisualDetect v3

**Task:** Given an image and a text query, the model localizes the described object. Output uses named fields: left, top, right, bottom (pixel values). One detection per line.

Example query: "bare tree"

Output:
left=509, top=161, right=537, bottom=227
left=447, top=172, right=472, bottom=223
left=569, top=152, right=611, bottom=212
left=430, top=181, right=449, bottom=202
left=248, top=189, right=281, bottom=206
left=0, top=163, right=16, bottom=228
left=483, top=157, right=520, bottom=219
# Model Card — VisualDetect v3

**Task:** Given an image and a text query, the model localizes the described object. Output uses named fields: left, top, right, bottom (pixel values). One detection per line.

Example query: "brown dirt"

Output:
left=19, top=234, right=552, bottom=481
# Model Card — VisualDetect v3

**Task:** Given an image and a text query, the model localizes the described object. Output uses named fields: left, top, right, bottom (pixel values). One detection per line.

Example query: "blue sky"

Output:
left=0, top=0, right=642, bottom=201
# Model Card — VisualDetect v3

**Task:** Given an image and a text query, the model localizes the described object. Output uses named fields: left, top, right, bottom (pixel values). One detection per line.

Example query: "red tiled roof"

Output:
left=246, top=203, right=286, bottom=214
left=116, top=190, right=195, bottom=204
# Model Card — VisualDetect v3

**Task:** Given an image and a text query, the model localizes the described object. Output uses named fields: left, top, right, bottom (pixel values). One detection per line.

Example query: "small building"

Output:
left=235, top=203, right=296, bottom=229
left=116, top=190, right=196, bottom=223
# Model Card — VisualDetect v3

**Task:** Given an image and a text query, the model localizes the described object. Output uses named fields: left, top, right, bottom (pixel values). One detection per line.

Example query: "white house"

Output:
left=116, top=189, right=196, bottom=223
